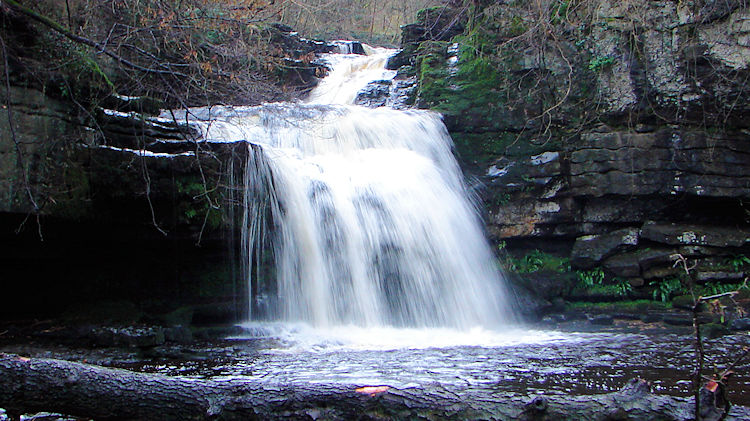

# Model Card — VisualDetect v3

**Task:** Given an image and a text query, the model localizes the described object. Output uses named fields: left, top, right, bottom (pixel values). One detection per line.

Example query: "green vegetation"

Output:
left=175, top=177, right=223, bottom=229
left=652, top=277, right=683, bottom=302
left=698, top=281, right=749, bottom=297
left=588, top=55, right=616, bottom=72
left=726, top=254, right=750, bottom=271
left=500, top=248, right=571, bottom=274
left=549, top=0, right=570, bottom=25
left=651, top=275, right=748, bottom=303
left=574, top=269, right=632, bottom=298
left=576, top=268, right=605, bottom=287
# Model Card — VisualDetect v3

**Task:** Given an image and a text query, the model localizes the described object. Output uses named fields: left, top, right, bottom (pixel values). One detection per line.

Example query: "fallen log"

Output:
left=1, top=353, right=748, bottom=420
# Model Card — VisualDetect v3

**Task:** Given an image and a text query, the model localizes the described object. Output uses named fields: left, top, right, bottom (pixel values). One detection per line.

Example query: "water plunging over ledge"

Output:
left=172, top=45, right=515, bottom=332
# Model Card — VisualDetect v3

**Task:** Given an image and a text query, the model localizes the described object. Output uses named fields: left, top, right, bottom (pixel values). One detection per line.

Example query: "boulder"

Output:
left=603, top=253, right=641, bottom=277
left=514, top=271, right=577, bottom=301
left=571, top=228, right=640, bottom=269
left=695, top=271, right=746, bottom=283
left=636, top=248, right=677, bottom=271
left=354, top=80, right=392, bottom=108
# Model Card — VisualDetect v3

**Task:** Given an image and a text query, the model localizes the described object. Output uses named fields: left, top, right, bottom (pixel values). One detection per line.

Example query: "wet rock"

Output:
left=581, top=198, right=655, bottom=224
left=89, top=326, right=166, bottom=348
left=191, top=302, right=238, bottom=325
left=571, top=228, right=640, bottom=269
left=192, top=325, right=244, bottom=340
left=640, top=313, right=663, bottom=323
left=515, top=295, right=553, bottom=321
left=589, top=314, right=614, bottom=325
left=568, top=130, right=750, bottom=198
left=389, top=77, right=418, bottom=109
left=542, top=313, right=568, bottom=323
left=96, top=108, right=198, bottom=144
left=354, top=80, right=391, bottom=107
left=695, top=271, right=746, bottom=283
left=565, top=310, right=590, bottom=321
left=612, top=312, right=641, bottom=321
left=663, top=314, right=693, bottom=326
left=702, top=323, right=730, bottom=339
left=672, top=295, right=697, bottom=310
left=164, top=326, right=193, bottom=344
left=514, top=271, right=577, bottom=301
left=730, top=318, right=750, bottom=330
left=270, top=23, right=334, bottom=56
left=386, top=48, right=413, bottom=70
left=332, top=40, right=365, bottom=55
left=678, top=245, right=725, bottom=257
left=489, top=195, right=578, bottom=239
left=637, top=248, right=678, bottom=271
left=354, top=77, right=417, bottom=110
left=159, top=307, right=194, bottom=327
left=642, top=266, right=680, bottom=280
left=641, top=221, right=750, bottom=247
left=603, top=253, right=641, bottom=277
left=628, top=278, right=646, bottom=287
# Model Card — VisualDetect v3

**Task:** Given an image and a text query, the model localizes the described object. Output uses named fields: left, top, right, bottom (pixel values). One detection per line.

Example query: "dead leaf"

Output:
left=705, top=380, right=719, bottom=393
left=356, top=386, right=390, bottom=396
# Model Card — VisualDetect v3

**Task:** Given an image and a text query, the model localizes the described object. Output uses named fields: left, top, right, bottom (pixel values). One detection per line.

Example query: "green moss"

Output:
left=506, top=16, right=527, bottom=37
left=567, top=299, right=672, bottom=312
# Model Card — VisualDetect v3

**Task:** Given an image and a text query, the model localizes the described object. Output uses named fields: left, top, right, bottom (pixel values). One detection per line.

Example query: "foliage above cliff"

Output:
left=277, top=0, right=448, bottom=46
left=0, top=0, right=327, bottom=110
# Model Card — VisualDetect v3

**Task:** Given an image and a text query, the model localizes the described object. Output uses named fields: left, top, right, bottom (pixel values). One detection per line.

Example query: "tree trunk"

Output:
left=1, top=353, right=747, bottom=420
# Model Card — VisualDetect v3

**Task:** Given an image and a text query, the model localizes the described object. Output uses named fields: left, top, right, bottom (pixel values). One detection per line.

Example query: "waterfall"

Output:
left=183, top=46, right=515, bottom=329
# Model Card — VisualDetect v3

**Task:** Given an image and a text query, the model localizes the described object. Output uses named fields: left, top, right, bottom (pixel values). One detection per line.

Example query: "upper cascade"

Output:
left=305, top=45, right=397, bottom=105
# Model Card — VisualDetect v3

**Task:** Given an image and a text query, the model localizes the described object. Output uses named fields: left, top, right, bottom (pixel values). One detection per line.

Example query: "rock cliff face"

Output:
left=0, top=82, right=250, bottom=319
left=0, top=9, right=331, bottom=320
left=394, top=0, right=750, bottom=306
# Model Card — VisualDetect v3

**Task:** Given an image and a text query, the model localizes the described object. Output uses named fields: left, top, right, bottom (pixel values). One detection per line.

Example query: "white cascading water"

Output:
left=184, top=46, right=515, bottom=330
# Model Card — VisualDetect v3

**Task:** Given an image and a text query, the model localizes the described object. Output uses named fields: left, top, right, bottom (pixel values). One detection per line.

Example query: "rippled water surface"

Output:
left=132, top=322, right=750, bottom=406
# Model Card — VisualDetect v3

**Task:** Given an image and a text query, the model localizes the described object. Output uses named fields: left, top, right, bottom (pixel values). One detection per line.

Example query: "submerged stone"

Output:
left=730, top=318, right=750, bottom=331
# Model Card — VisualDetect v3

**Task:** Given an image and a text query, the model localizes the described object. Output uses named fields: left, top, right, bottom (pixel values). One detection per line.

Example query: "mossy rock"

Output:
left=701, top=323, right=730, bottom=339
left=672, top=295, right=702, bottom=310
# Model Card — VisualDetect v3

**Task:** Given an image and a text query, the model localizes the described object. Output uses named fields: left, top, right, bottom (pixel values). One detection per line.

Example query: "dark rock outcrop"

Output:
left=571, top=228, right=640, bottom=269
left=0, top=83, right=251, bottom=319
left=386, top=5, right=467, bottom=71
